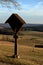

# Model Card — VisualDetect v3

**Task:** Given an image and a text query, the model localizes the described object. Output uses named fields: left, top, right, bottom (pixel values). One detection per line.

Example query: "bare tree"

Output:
left=0, top=0, right=21, bottom=10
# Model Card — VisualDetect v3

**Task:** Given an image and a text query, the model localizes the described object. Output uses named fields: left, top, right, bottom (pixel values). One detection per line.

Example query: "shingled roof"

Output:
left=5, top=14, right=25, bottom=34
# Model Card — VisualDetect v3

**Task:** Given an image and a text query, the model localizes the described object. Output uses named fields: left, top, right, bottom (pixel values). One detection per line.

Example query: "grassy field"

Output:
left=0, top=31, right=43, bottom=65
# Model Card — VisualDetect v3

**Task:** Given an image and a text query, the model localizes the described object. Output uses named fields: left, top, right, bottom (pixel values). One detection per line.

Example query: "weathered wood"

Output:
left=5, top=14, right=25, bottom=34
left=5, top=13, right=25, bottom=58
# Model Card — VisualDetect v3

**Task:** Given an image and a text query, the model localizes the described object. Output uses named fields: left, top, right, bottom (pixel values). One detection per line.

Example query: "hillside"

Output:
left=0, top=31, right=43, bottom=65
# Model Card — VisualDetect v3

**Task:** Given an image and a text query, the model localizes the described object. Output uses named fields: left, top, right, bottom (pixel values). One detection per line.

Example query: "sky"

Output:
left=0, top=0, right=43, bottom=24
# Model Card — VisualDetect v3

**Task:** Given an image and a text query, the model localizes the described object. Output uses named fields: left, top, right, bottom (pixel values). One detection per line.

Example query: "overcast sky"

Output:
left=0, top=0, right=43, bottom=24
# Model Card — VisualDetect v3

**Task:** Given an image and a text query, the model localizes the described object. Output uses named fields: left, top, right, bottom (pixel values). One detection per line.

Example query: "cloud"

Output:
left=0, top=1, right=43, bottom=24
left=28, top=1, right=43, bottom=15
left=0, top=1, right=43, bottom=15
left=18, top=1, right=30, bottom=10
left=15, top=1, right=43, bottom=16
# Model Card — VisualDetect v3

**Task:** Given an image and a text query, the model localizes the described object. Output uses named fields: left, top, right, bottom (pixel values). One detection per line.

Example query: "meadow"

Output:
left=0, top=31, right=43, bottom=65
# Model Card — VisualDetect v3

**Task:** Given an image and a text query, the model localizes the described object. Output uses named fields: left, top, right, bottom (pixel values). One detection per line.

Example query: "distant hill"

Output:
left=22, top=24, right=43, bottom=32
left=0, top=23, right=43, bottom=34
left=0, top=23, right=43, bottom=28
left=0, top=23, right=11, bottom=28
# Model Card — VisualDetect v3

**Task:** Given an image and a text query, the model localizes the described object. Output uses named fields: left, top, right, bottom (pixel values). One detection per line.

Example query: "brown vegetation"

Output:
left=0, top=31, right=43, bottom=65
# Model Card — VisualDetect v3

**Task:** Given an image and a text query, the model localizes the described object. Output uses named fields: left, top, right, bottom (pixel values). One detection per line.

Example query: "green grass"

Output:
left=0, top=31, right=43, bottom=65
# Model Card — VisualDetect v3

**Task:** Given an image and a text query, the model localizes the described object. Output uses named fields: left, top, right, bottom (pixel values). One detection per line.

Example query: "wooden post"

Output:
left=14, top=34, right=18, bottom=57
left=5, top=14, right=25, bottom=58
left=12, top=33, right=18, bottom=58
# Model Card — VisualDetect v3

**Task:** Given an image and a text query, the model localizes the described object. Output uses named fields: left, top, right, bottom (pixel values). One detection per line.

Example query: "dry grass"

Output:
left=0, top=31, right=43, bottom=65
